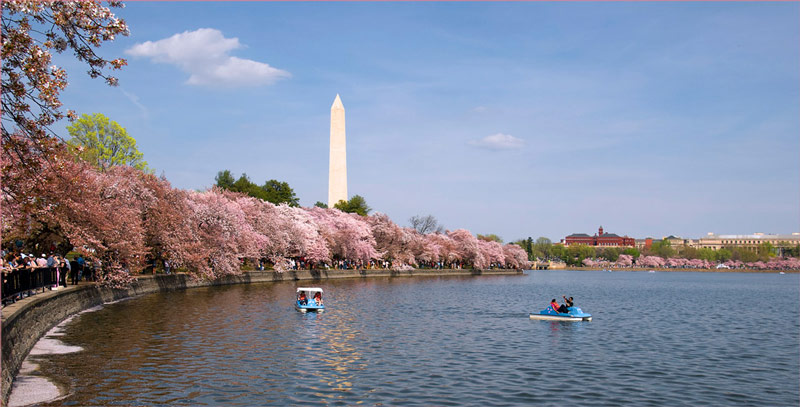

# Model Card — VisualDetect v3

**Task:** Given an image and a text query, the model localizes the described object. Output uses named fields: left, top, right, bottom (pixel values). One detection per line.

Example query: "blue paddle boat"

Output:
left=295, top=287, right=325, bottom=313
left=529, top=306, right=592, bottom=321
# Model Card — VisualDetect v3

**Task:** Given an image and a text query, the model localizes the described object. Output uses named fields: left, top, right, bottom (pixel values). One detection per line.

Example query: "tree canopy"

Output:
left=2, top=0, right=130, bottom=210
left=1, top=1, right=128, bottom=157
left=409, top=214, right=444, bottom=234
left=477, top=234, right=503, bottom=243
left=648, top=238, right=675, bottom=258
left=214, top=170, right=299, bottom=207
left=333, top=195, right=371, bottom=216
left=67, top=113, right=149, bottom=171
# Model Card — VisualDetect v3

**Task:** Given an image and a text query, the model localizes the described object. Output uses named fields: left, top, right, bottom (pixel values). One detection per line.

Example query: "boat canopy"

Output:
left=297, top=287, right=323, bottom=293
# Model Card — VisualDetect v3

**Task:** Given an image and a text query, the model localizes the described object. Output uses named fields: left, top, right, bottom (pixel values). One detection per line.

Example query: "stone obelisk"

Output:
left=328, top=94, right=348, bottom=207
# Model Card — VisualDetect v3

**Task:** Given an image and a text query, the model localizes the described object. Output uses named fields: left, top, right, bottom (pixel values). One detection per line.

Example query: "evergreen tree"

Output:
left=334, top=195, right=371, bottom=216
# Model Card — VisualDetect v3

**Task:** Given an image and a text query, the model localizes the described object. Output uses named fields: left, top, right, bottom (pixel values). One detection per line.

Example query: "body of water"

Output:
left=24, top=271, right=800, bottom=406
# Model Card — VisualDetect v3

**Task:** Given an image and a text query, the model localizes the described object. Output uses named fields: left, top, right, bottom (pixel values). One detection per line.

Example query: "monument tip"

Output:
left=332, top=94, right=344, bottom=109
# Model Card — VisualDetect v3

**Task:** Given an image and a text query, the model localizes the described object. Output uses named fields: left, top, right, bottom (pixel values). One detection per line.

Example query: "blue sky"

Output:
left=55, top=2, right=799, bottom=243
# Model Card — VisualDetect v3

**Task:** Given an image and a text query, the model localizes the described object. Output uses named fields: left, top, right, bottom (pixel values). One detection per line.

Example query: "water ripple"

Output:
left=22, top=272, right=800, bottom=406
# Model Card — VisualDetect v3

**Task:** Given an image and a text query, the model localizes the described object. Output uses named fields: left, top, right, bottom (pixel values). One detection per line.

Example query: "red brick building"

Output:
left=562, top=226, right=635, bottom=247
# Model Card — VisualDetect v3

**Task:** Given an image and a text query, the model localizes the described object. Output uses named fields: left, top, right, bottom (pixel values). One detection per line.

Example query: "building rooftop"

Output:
left=566, top=233, right=591, bottom=238
left=703, top=233, right=800, bottom=239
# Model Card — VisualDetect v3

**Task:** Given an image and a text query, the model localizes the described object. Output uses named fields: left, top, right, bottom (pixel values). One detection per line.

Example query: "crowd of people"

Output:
left=1, top=249, right=99, bottom=305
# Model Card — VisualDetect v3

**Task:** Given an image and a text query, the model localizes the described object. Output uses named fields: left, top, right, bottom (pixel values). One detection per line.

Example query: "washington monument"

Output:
left=328, top=94, right=347, bottom=207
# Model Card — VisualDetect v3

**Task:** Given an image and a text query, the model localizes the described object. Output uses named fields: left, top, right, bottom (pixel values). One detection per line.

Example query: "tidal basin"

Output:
left=22, top=271, right=800, bottom=406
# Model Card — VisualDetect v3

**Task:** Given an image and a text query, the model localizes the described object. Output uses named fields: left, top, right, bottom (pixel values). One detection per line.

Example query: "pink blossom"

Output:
left=615, top=254, right=633, bottom=267
left=308, top=207, right=377, bottom=262
left=502, top=244, right=529, bottom=269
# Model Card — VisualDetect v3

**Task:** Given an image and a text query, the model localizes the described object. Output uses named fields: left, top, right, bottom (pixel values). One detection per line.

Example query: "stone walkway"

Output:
left=1, top=282, right=93, bottom=323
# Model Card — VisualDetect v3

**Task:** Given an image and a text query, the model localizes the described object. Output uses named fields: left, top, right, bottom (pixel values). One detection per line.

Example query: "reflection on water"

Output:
left=298, top=308, right=366, bottom=397
left=24, top=272, right=800, bottom=406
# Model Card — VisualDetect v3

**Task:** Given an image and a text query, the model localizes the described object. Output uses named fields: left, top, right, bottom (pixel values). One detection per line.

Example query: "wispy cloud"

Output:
left=126, top=28, right=290, bottom=88
left=120, top=88, right=148, bottom=119
left=469, top=133, right=525, bottom=150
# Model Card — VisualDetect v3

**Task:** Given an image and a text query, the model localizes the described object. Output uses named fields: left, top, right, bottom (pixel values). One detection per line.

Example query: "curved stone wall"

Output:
left=1, top=268, right=522, bottom=405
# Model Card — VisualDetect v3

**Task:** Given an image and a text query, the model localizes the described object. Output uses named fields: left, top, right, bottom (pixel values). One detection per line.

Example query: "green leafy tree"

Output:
left=533, top=237, right=552, bottom=259
left=692, top=247, right=715, bottom=261
left=622, top=247, right=640, bottom=258
left=566, top=244, right=593, bottom=266
left=601, top=247, right=621, bottom=262
left=67, top=113, right=149, bottom=171
left=477, top=234, right=503, bottom=243
left=525, top=237, right=534, bottom=259
left=757, top=242, right=776, bottom=260
left=215, top=170, right=299, bottom=207
left=314, top=201, right=328, bottom=208
left=231, top=173, right=257, bottom=196
left=215, top=170, right=236, bottom=190
left=2, top=1, right=129, bottom=171
left=334, top=195, right=371, bottom=216
left=715, top=248, right=732, bottom=262
left=550, top=244, right=567, bottom=263
left=261, top=179, right=299, bottom=207
left=650, top=238, right=675, bottom=258
left=729, top=246, right=758, bottom=263
left=681, top=246, right=699, bottom=259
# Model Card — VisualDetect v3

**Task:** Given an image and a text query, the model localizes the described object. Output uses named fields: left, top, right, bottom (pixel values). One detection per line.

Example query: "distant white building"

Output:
left=694, top=232, right=800, bottom=255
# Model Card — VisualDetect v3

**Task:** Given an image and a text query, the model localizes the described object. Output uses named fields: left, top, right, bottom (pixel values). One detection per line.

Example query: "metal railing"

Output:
left=1, top=267, right=66, bottom=304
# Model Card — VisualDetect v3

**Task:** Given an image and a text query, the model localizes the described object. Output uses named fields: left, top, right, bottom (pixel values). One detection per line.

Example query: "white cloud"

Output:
left=126, top=28, right=290, bottom=88
left=120, top=88, right=148, bottom=118
left=469, top=133, right=525, bottom=150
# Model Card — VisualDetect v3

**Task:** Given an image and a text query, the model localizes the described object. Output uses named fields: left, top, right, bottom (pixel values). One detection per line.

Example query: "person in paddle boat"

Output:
left=298, top=291, right=308, bottom=305
left=313, top=292, right=323, bottom=306
left=551, top=297, right=569, bottom=313
left=563, top=296, right=574, bottom=308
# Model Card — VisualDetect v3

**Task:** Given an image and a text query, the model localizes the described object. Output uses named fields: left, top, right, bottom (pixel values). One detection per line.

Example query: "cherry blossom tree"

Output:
left=503, top=243, right=529, bottom=269
left=432, top=232, right=461, bottom=266
left=2, top=1, right=129, bottom=178
left=419, top=232, right=446, bottom=265
left=637, top=255, right=665, bottom=268
left=1, top=146, right=153, bottom=286
left=397, top=227, right=424, bottom=267
left=477, top=239, right=505, bottom=267
left=276, top=204, right=329, bottom=266
left=367, top=212, right=406, bottom=262
left=448, top=229, right=486, bottom=269
left=308, top=207, right=376, bottom=263
left=615, top=254, right=633, bottom=267
left=184, top=189, right=266, bottom=279
left=143, top=177, right=207, bottom=273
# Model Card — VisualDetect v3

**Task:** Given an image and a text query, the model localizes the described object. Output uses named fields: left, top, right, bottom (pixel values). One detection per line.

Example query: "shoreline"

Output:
left=1, top=268, right=521, bottom=406
left=559, top=267, right=797, bottom=273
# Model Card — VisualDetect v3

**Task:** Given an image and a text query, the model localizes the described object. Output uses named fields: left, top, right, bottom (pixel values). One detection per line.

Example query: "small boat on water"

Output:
left=295, top=287, right=325, bottom=313
left=530, top=306, right=592, bottom=322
